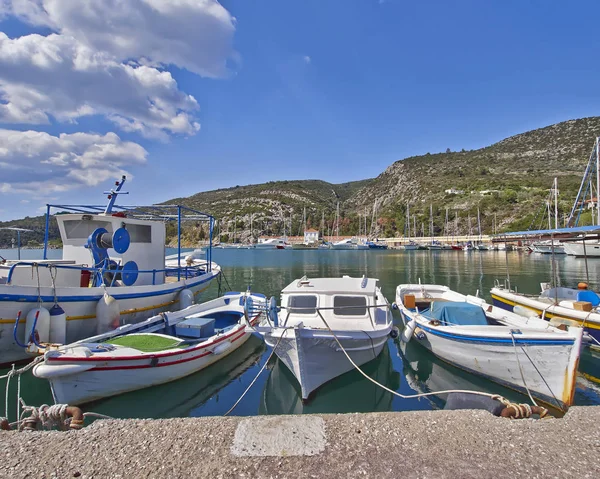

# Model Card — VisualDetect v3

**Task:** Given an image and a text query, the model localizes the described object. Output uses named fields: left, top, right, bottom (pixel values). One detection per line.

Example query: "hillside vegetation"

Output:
left=2, top=117, right=599, bottom=247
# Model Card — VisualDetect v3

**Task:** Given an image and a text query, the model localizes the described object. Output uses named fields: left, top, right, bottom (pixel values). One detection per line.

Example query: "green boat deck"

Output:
left=104, top=334, right=184, bottom=353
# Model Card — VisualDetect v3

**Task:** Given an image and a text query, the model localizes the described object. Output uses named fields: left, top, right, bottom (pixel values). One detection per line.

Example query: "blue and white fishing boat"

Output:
left=33, top=291, right=265, bottom=405
left=0, top=177, right=221, bottom=365
left=395, top=283, right=583, bottom=410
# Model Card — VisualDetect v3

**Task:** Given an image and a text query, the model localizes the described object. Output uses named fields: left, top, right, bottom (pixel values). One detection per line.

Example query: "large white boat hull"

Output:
left=562, top=241, right=600, bottom=257
left=0, top=266, right=220, bottom=365
left=263, top=327, right=389, bottom=400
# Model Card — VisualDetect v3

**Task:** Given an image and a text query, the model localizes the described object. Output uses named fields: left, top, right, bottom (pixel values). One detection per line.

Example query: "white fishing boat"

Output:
left=395, top=283, right=583, bottom=410
left=254, top=237, right=291, bottom=249
left=0, top=177, right=221, bottom=366
left=402, top=241, right=421, bottom=251
left=33, top=292, right=266, bottom=405
left=252, top=275, right=394, bottom=400
left=491, top=282, right=600, bottom=346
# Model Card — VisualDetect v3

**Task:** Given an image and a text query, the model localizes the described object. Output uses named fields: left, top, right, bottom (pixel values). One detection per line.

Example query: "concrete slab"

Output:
left=231, top=415, right=326, bottom=457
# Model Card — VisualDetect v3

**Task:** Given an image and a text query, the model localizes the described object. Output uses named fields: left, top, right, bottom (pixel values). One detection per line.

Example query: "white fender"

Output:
left=213, top=341, right=232, bottom=355
left=401, top=318, right=418, bottom=343
left=96, top=292, right=120, bottom=334
left=513, top=305, right=539, bottom=319
left=179, top=288, right=194, bottom=309
left=24, top=306, right=50, bottom=345
left=49, top=303, right=67, bottom=344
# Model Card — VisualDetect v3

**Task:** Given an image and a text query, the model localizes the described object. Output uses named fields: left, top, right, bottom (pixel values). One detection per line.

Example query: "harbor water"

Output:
left=1, top=247, right=600, bottom=420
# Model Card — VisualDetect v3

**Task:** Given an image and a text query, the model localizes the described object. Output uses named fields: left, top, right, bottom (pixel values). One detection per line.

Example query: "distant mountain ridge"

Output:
left=2, top=117, right=599, bottom=246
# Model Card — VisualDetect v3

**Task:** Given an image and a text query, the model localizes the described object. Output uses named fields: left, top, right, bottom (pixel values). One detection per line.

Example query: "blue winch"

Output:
left=86, top=226, right=139, bottom=287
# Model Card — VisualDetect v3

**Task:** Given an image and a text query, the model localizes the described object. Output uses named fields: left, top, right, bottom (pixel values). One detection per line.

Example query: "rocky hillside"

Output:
left=2, top=117, right=599, bottom=246
left=346, top=117, right=600, bottom=236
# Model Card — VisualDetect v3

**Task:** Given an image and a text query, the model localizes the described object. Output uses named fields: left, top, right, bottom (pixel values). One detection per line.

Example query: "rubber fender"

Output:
left=179, top=288, right=194, bottom=309
left=24, top=307, right=50, bottom=345
left=444, top=392, right=505, bottom=416
left=49, top=303, right=67, bottom=344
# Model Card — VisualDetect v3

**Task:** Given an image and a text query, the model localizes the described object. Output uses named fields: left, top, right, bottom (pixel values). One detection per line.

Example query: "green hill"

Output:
left=2, top=116, right=598, bottom=246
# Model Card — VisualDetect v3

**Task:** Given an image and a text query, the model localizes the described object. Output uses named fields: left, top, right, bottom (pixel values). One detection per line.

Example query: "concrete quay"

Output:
left=1, top=407, right=599, bottom=479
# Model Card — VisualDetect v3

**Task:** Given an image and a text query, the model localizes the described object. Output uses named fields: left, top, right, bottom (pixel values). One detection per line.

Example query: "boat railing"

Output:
left=5, top=261, right=212, bottom=286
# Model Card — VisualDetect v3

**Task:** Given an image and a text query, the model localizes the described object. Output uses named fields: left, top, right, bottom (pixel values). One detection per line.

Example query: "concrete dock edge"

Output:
left=1, top=407, right=599, bottom=478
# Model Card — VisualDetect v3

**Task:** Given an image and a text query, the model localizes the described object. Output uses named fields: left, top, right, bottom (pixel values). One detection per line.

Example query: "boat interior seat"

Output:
left=576, top=290, right=600, bottom=307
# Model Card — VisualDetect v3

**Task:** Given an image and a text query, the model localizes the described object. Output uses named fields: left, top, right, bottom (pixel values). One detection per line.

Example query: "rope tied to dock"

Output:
left=493, top=395, right=550, bottom=419
left=20, top=403, right=69, bottom=430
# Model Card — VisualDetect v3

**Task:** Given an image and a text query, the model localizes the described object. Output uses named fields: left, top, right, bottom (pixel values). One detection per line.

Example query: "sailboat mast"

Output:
left=596, top=137, right=600, bottom=227
left=554, top=177, right=559, bottom=229
left=407, top=202, right=411, bottom=240
left=429, top=204, right=433, bottom=244
left=336, top=202, right=340, bottom=239
left=445, top=208, right=449, bottom=242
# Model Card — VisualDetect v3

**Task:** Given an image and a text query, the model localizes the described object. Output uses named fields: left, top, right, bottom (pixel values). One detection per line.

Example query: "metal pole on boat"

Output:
left=43, top=204, right=50, bottom=260
left=504, top=240, right=511, bottom=291
left=554, top=178, right=559, bottom=229
left=596, top=137, right=600, bottom=227
left=582, top=235, right=589, bottom=284
left=177, top=206, right=181, bottom=281
left=209, top=217, right=213, bottom=272
left=550, top=234, right=557, bottom=304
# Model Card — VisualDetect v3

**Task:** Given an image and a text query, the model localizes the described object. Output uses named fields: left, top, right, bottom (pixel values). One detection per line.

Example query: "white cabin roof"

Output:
left=281, top=276, right=379, bottom=295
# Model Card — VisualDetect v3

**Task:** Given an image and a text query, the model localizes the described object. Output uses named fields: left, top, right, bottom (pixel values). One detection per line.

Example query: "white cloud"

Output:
left=0, top=129, right=147, bottom=192
left=303, top=55, right=311, bottom=64
left=0, top=32, right=201, bottom=139
left=2, top=0, right=237, bottom=77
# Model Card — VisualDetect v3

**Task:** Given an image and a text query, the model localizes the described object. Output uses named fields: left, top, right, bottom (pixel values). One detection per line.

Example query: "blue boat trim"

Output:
left=416, top=321, right=575, bottom=346
left=0, top=271, right=219, bottom=303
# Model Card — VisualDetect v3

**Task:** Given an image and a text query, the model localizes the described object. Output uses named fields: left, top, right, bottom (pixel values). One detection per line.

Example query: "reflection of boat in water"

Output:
left=397, top=339, right=545, bottom=410
left=81, top=334, right=266, bottom=419
left=579, top=347, right=600, bottom=385
left=259, top=343, right=399, bottom=415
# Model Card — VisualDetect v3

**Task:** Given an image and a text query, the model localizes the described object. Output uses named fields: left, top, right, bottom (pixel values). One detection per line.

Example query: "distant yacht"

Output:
left=254, top=237, right=291, bottom=249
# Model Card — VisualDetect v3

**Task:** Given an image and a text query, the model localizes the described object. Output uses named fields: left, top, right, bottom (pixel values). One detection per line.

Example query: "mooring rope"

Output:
left=314, top=309, right=548, bottom=415
left=224, top=311, right=289, bottom=416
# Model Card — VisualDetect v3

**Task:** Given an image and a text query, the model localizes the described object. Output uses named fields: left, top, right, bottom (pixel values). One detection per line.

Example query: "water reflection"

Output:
left=259, top=344, right=400, bottom=415
left=396, top=338, right=533, bottom=410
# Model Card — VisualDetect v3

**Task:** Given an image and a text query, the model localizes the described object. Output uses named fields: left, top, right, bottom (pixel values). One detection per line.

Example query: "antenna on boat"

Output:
left=103, top=176, right=129, bottom=214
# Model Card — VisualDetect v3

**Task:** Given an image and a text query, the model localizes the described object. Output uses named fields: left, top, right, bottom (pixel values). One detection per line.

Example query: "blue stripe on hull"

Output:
left=0, top=271, right=219, bottom=303
left=417, top=323, right=575, bottom=346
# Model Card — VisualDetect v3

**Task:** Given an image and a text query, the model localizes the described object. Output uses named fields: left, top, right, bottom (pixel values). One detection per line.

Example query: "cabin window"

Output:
left=288, top=295, right=317, bottom=314
left=63, top=220, right=113, bottom=240
left=124, top=223, right=152, bottom=243
left=333, top=296, right=367, bottom=316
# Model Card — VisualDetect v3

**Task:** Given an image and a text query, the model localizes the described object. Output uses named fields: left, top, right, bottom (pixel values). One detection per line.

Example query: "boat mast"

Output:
left=336, top=201, right=340, bottom=240
left=429, top=204, right=434, bottom=244
left=553, top=177, right=559, bottom=229
left=445, top=208, right=449, bottom=243
left=597, top=137, right=600, bottom=227
left=477, top=207, right=482, bottom=243
left=234, top=215, right=237, bottom=244
left=407, top=202, right=411, bottom=242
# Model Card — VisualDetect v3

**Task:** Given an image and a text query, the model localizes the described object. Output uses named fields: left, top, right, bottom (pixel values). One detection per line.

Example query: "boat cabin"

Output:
left=279, top=276, right=388, bottom=329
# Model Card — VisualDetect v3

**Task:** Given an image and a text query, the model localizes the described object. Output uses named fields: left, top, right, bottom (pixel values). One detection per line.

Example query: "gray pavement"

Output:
left=1, top=407, right=599, bottom=478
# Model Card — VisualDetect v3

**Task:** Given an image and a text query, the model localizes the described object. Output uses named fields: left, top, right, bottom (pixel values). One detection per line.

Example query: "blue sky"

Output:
left=1, top=0, right=600, bottom=220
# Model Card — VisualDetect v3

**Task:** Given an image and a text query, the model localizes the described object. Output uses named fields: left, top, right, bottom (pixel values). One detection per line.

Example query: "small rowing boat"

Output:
left=395, top=283, right=583, bottom=410
left=33, top=292, right=266, bottom=405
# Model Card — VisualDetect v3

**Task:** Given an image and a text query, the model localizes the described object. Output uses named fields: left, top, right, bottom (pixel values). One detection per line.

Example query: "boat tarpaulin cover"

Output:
left=427, top=302, right=488, bottom=326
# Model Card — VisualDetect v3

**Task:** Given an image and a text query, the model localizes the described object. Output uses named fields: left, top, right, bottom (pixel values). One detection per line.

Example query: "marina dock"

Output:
left=1, top=407, right=599, bottom=478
